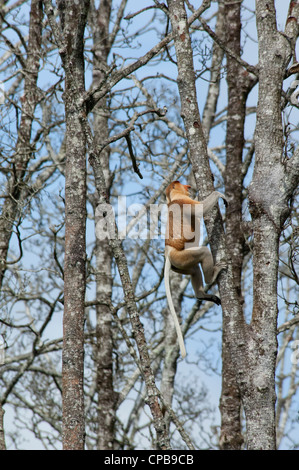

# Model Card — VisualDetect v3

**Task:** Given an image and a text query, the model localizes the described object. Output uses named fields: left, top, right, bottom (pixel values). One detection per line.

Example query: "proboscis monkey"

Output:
left=164, top=181, right=227, bottom=358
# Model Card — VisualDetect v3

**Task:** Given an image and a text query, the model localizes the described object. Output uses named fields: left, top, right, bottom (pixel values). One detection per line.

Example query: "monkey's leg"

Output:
left=169, top=246, right=210, bottom=271
left=170, top=246, right=215, bottom=281
left=180, top=246, right=226, bottom=284
left=190, top=265, right=221, bottom=306
left=198, top=249, right=227, bottom=285
left=169, top=247, right=223, bottom=305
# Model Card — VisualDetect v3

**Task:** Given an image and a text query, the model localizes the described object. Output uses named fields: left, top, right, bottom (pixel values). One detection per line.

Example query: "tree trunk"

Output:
left=220, top=0, right=254, bottom=450
left=90, top=0, right=117, bottom=449
left=0, top=407, right=5, bottom=451
left=47, top=0, right=91, bottom=450
left=244, top=0, right=299, bottom=449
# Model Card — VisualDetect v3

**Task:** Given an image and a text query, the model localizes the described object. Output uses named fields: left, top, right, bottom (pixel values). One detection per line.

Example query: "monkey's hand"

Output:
left=216, top=191, right=228, bottom=207
left=201, top=191, right=228, bottom=215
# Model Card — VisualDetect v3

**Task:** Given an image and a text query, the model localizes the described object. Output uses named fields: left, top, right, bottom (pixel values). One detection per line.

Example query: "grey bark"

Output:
left=244, top=0, right=299, bottom=449
left=220, top=0, right=254, bottom=450
left=44, top=0, right=90, bottom=450
left=89, top=0, right=119, bottom=450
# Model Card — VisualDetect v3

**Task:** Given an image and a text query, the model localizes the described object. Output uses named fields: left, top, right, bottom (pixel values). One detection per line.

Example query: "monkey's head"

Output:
left=165, top=180, right=191, bottom=203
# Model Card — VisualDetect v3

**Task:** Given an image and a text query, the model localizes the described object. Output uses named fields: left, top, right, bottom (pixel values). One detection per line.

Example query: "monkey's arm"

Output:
left=182, top=191, right=227, bottom=218
left=201, top=191, right=227, bottom=215
left=164, top=254, right=187, bottom=358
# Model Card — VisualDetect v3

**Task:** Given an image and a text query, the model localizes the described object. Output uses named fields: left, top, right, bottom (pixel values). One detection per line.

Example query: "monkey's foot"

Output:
left=210, top=295, right=221, bottom=306
left=210, top=260, right=227, bottom=285
left=215, top=260, right=227, bottom=273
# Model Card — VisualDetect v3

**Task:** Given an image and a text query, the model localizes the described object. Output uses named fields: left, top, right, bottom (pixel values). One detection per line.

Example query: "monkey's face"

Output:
left=165, top=181, right=191, bottom=202
left=179, top=182, right=191, bottom=195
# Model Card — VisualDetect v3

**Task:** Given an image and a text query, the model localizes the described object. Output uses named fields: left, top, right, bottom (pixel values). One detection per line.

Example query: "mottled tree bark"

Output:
left=90, top=0, right=117, bottom=450
left=245, top=0, right=299, bottom=449
left=220, top=0, right=254, bottom=450
left=44, top=0, right=90, bottom=450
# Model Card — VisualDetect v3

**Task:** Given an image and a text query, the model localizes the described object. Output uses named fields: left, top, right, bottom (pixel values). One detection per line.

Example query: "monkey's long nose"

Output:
left=184, top=184, right=191, bottom=190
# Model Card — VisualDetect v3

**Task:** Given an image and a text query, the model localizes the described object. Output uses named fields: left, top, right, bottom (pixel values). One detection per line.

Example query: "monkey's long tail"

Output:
left=164, top=256, right=187, bottom=359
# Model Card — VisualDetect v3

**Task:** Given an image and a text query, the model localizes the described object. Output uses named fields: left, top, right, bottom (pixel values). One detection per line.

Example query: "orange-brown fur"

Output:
left=164, top=181, right=227, bottom=356
left=165, top=181, right=201, bottom=251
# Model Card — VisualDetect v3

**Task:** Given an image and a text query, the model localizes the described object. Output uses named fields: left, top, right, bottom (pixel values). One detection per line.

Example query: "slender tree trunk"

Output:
left=244, top=0, right=299, bottom=449
left=90, top=0, right=117, bottom=449
left=47, top=0, right=90, bottom=450
left=62, top=101, right=87, bottom=450
left=219, top=0, right=254, bottom=450
left=0, top=407, right=5, bottom=451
